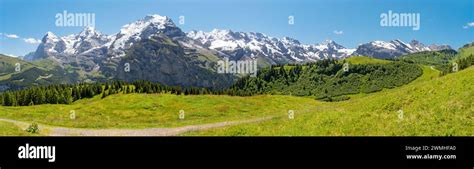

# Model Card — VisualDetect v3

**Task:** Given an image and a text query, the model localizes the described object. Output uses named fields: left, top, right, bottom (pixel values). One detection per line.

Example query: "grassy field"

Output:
left=0, top=57, right=472, bottom=136
left=0, top=121, right=41, bottom=136
left=183, top=66, right=473, bottom=136
left=0, top=93, right=321, bottom=129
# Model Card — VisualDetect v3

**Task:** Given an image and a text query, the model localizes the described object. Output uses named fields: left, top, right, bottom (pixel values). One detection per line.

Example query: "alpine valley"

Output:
left=0, top=14, right=454, bottom=91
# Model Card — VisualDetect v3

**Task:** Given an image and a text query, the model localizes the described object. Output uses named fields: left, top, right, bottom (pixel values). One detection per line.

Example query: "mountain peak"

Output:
left=119, top=14, right=175, bottom=35
left=322, top=39, right=334, bottom=44
left=210, top=29, right=233, bottom=35
left=108, top=13, right=185, bottom=56
left=390, top=39, right=408, bottom=46
left=281, top=37, right=300, bottom=45
left=320, top=40, right=338, bottom=46
left=410, top=39, right=421, bottom=45
left=84, top=26, right=95, bottom=31
left=392, top=39, right=403, bottom=42
left=144, top=14, right=167, bottom=20
left=78, top=26, right=101, bottom=38
left=368, top=40, right=393, bottom=48
left=319, top=40, right=345, bottom=50
left=45, top=31, right=57, bottom=38
left=143, top=14, right=173, bottom=25
left=42, top=31, right=59, bottom=43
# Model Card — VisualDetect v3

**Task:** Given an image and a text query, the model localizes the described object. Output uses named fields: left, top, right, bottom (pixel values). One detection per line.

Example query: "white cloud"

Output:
left=5, top=34, right=19, bottom=39
left=333, top=30, right=344, bottom=35
left=463, top=22, right=474, bottom=29
left=23, top=38, right=41, bottom=44
left=5, top=54, right=18, bottom=57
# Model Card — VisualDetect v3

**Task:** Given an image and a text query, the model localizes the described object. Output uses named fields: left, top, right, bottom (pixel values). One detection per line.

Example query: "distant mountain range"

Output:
left=187, top=29, right=354, bottom=65
left=24, top=14, right=452, bottom=63
left=0, top=14, right=460, bottom=91
left=25, top=16, right=359, bottom=65
left=353, top=39, right=451, bottom=59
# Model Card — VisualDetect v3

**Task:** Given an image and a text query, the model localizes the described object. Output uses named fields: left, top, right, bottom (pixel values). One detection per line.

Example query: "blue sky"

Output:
left=0, top=0, right=473, bottom=56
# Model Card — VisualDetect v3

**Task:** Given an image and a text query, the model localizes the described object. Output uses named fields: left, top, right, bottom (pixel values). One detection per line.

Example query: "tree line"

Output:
left=0, top=80, right=229, bottom=106
left=0, top=83, right=102, bottom=106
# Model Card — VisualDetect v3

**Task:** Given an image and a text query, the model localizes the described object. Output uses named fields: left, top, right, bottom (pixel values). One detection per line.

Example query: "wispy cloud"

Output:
left=5, top=34, right=19, bottom=39
left=23, top=38, right=42, bottom=44
left=5, top=53, right=18, bottom=57
left=333, top=30, right=343, bottom=35
left=463, top=22, right=474, bottom=29
left=1, top=33, right=41, bottom=44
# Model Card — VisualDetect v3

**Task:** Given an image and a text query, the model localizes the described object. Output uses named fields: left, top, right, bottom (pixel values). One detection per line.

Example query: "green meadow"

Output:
left=184, top=66, right=473, bottom=136
left=0, top=57, right=472, bottom=136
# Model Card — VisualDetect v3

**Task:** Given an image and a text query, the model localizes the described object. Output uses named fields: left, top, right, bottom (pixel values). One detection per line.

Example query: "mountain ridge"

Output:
left=352, top=39, right=451, bottom=59
left=26, top=14, right=452, bottom=63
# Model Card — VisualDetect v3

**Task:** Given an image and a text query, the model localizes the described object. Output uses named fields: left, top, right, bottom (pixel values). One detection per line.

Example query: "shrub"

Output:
left=25, top=123, right=39, bottom=134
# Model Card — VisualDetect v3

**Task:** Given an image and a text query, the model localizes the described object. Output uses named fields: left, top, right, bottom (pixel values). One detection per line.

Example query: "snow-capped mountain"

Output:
left=107, top=14, right=185, bottom=57
left=30, top=14, right=355, bottom=65
left=187, top=29, right=355, bottom=64
left=26, top=14, right=453, bottom=64
left=26, top=14, right=236, bottom=88
left=27, top=14, right=186, bottom=61
left=352, top=39, right=451, bottom=59
left=25, top=27, right=111, bottom=61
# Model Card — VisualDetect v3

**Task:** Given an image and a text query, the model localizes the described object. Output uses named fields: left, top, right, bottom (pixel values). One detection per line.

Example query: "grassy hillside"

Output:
left=396, top=49, right=457, bottom=72
left=395, top=44, right=474, bottom=73
left=0, top=54, right=37, bottom=80
left=0, top=54, right=78, bottom=91
left=230, top=57, right=422, bottom=101
left=458, top=43, right=474, bottom=59
left=184, top=66, right=473, bottom=136
left=0, top=57, right=471, bottom=136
